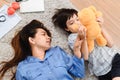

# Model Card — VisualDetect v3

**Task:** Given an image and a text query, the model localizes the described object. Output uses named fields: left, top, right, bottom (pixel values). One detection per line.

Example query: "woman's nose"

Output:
left=47, top=36, right=51, bottom=42
left=47, top=35, right=51, bottom=39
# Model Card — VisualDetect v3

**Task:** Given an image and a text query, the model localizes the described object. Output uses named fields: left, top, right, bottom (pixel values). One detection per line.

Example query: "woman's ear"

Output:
left=28, top=37, right=35, bottom=44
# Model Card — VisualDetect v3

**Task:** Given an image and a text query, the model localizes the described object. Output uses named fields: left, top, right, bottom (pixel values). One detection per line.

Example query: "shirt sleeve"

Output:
left=68, top=33, right=77, bottom=50
left=16, top=69, right=26, bottom=80
left=69, top=56, right=85, bottom=78
left=58, top=47, right=85, bottom=78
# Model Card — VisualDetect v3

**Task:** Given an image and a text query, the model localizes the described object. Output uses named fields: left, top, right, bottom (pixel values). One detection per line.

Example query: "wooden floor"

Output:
left=70, top=0, right=120, bottom=49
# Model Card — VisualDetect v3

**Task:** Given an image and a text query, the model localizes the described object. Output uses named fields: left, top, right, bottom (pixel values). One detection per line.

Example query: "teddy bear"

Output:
left=78, top=6, right=107, bottom=53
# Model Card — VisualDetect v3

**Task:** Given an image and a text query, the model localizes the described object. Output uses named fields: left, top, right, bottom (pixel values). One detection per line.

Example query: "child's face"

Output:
left=66, top=14, right=84, bottom=33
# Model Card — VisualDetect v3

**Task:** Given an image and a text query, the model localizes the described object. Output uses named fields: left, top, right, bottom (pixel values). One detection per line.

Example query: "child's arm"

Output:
left=73, top=36, right=82, bottom=58
left=100, top=25, right=114, bottom=47
left=78, top=27, right=89, bottom=60
left=81, top=38, right=88, bottom=60
left=97, top=16, right=104, bottom=25
left=97, top=15, right=113, bottom=47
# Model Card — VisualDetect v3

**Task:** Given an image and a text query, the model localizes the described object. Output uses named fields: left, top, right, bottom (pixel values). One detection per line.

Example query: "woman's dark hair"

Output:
left=0, top=20, right=51, bottom=80
left=52, top=8, right=78, bottom=31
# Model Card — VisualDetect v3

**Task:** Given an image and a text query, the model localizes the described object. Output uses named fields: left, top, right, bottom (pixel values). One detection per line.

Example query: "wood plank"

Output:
left=70, top=0, right=120, bottom=49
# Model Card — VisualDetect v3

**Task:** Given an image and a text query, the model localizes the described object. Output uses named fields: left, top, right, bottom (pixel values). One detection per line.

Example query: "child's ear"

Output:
left=65, top=28, right=70, bottom=31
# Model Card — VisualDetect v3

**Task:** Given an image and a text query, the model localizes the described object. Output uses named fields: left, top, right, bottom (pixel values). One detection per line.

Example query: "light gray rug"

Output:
left=0, top=0, right=97, bottom=80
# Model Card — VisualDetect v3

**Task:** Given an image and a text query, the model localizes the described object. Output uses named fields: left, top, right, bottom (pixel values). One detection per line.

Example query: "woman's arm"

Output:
left=16, top=69, right=26, bottom=80
left=58, top=47, right=85, bottom=78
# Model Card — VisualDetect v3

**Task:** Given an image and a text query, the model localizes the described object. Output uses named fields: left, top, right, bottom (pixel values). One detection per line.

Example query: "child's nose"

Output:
left=75, top=20, right=81, bottom=25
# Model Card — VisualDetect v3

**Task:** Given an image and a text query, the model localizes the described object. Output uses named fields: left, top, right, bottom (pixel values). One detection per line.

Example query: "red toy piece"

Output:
left=7, top=2, right=20, bottom=15
left=11, top=2, right=20, bottom=10
left=7, top=7, right=15, bottom=15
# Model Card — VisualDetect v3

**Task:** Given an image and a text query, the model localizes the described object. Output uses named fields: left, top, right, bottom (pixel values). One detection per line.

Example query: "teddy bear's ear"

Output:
left=78, top=8, right=94, bottom=25
left=96, top=11, right=102, bottom=17
left=89, top=5, right=97, bottom=13
left=89, top=5, right=102, bottom=18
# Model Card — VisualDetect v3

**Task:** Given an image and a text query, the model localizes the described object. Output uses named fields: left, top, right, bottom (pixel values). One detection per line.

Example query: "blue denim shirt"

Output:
left=16, top=46, right=85, bottom=80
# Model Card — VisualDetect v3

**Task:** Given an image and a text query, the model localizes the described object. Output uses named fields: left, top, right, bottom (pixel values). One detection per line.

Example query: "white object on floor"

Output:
left=20, top=0, right=44, bottom=13
left=0, top=5, right=21, bottom=39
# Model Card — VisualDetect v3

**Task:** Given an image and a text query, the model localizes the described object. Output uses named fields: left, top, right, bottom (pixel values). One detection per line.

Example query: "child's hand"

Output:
left=73, top=35, right=83, bottom=58
left=78, top=26, right=87, bottom=40
left=73, top=25, right=87, bottom=58
left=97, top=16, right=104, bottom=25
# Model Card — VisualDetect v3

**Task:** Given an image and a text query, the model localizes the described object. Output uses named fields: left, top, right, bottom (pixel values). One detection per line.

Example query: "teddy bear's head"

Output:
left=78, top=6, right=102, bottom=26
left=77, top=6, right=107, bottom=53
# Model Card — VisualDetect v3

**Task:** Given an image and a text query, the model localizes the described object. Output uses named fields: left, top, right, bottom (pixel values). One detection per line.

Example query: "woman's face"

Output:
left=29, top=28, right=51, bottom=51
left=66, top=14, right=84, bottom=33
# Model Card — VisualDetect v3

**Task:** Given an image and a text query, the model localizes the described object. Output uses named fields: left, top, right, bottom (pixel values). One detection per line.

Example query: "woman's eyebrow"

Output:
left=41, top=30, right=47, bottom=34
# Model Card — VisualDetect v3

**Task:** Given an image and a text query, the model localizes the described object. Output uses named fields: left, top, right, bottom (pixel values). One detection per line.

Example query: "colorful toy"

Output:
left=78, top=6, right=107, bottom=53
left=7, top=2, right=20, bottom=15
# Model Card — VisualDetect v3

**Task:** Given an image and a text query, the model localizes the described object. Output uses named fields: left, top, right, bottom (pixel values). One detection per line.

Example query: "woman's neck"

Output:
left=32, top=47, right=46, bottom=60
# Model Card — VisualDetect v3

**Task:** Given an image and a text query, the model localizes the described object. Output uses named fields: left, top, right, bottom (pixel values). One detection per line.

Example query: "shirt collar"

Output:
left=26, top=47, right=54, bottom=62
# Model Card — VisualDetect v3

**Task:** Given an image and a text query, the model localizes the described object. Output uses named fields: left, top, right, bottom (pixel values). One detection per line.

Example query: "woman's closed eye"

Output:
left=41, top=32, right=46, bottom=36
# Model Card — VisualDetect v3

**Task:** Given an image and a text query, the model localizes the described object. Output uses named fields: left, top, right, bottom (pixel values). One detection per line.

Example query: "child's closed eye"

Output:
left=70, top=22, right=74, bottom=25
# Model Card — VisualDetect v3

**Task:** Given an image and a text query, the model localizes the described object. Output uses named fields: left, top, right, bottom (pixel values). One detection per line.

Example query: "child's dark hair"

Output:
left=52, top=8, right=78, bottom=31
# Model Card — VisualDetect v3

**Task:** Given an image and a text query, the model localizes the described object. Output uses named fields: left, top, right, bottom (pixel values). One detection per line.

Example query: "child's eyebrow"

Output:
left=68, top=19, right=74, bottom=22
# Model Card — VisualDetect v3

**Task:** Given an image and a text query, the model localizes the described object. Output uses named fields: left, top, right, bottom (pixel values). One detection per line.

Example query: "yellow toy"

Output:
left=78, top=6, right=107, bottom=53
